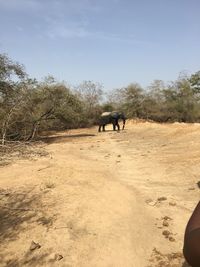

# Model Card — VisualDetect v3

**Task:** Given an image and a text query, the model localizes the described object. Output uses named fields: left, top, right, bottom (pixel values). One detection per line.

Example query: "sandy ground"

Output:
left=0, top=121, right=200, bottom=267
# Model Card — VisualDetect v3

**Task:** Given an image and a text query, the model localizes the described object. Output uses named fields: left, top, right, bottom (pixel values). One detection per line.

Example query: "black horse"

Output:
left=98, top=111, right=126, bottom=132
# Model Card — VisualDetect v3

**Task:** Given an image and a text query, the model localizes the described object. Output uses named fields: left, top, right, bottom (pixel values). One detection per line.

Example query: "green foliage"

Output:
left=110, top=74, right=200, bottom=123
left=0, top=55, right=27, bottom=143
left=1, top=53, right=200, bottom=144
left=75, top=80, right=103, bottom=125
left=0, top=54, right=85, bottom=142
left=112, top=83, right=145, bottom=118
left=101, top=103, right=115, bottom=112
left=0, top=53, right=25, bottom=81
left=189, top=71, right=200, bottom=96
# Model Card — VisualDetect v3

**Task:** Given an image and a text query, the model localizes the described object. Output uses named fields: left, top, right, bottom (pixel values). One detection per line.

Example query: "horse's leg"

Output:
left=113, top=119, right=120, bottom=131
left=103, top=125, right=105, bottom=131
left=117, top=122, right=120, bottom=131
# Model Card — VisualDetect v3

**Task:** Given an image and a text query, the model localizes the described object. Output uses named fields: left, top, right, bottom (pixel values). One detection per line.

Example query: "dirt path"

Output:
left=0, top=122, right=199, bottom=267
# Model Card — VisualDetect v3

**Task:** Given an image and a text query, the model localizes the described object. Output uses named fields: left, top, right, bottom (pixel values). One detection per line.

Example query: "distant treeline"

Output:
left=1, top=53, right=200, bottom=143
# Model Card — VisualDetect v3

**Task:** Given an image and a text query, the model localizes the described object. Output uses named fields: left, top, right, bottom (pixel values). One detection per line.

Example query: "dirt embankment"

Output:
left=0, top=122, right=199, bottom=267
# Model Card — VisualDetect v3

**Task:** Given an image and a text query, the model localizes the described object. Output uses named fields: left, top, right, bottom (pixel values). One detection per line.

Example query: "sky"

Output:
left=0, top=0, right=199, bottom=90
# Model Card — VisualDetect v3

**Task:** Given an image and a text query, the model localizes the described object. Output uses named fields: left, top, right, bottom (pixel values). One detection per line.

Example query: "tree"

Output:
left=18, top=79, right=84, bottom=140
left=189, top=71, right=200, bottom=94
left=106, top=88, right=125, bottom=110
left=75, top=80, right=103, bottom=124
left=0, top=54, right=85, bottom=142
left=161, top=75, right=200, bottom=122
left=0, top=54, right=26, bottom=144
left=143, top=80, right=167, bottom=121
left=175, top=77, right=199, bottom=122
left=119, top=83, right=144, bottom=118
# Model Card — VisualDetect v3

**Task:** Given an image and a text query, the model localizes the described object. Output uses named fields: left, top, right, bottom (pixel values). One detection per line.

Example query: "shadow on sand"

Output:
left=0, top=187, right=56, bottom=266
left=40, top=133, right=96, bottom=144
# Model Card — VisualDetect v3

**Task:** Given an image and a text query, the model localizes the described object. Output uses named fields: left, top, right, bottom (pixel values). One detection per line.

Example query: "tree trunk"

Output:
left=27, top=121, right=39, bottom=141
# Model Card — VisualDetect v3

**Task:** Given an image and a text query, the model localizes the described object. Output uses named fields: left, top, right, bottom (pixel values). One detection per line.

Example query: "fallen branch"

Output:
left=0, top=205, right=35, bottom=212
left=37, top=165, right=51, bottom=171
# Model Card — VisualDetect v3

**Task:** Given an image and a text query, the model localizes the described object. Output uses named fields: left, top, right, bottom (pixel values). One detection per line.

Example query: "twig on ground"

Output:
left=0, top=205, right=35, bottom=212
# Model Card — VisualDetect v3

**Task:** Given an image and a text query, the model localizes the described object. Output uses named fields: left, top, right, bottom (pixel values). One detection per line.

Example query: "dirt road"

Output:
left=0, top=122, right=199, bottom=266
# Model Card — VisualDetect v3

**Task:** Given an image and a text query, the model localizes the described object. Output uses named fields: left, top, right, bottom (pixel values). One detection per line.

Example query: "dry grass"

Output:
left=0, top=141, right=48, bottom=166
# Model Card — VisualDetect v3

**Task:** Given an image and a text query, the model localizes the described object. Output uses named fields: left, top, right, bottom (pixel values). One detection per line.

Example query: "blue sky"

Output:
left=0, top=0, right=199, bottom=90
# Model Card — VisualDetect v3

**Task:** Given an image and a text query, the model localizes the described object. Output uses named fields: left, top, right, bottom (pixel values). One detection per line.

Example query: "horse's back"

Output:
left=101, top=112, right=111, bottom=117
